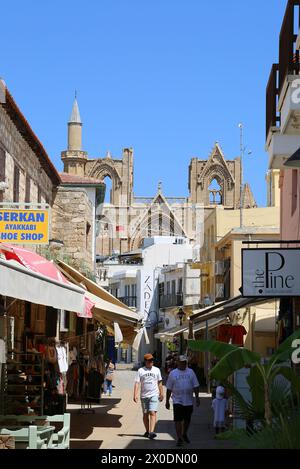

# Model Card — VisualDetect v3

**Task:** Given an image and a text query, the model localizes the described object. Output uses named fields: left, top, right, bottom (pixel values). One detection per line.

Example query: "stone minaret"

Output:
left=61, top=95, right=88, bottom=176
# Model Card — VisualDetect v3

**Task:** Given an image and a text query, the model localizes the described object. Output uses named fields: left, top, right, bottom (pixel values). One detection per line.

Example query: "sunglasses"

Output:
left=145, top=359, right=154, bottom=362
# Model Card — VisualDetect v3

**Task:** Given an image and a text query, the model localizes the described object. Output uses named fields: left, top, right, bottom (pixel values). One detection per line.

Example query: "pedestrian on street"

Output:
left=103, top=358, right=115, bottom=396
left=133, top=353, right=164, bottom=440
left=212, top=385, right=228, bottom=436
left=165, top=355, right=200, bottom=447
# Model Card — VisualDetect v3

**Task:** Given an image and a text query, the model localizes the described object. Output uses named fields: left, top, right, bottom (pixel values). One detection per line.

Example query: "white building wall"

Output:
left=107, top=238, right=195, bottom=365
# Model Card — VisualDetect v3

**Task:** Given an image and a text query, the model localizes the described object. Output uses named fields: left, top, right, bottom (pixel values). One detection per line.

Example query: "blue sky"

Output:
left=1, top=0, right=287, bottom=206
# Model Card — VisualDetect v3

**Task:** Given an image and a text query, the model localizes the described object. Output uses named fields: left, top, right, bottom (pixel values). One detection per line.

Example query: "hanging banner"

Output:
left=242, top=248, right=300, bottom=297
left=0, top=209, right=49, bottom=244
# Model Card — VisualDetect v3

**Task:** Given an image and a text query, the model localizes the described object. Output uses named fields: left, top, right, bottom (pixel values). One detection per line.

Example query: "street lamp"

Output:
left=177, top=307, right=186, bottom=326
left=177, top=307, right=186, bottom=355
left=238, top=123, right=252, bottom=228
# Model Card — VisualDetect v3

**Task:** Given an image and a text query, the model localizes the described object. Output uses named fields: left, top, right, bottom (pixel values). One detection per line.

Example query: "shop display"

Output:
left=4, top=351, right=44, bottom=415
left=43, top=340, right=67, bottom=416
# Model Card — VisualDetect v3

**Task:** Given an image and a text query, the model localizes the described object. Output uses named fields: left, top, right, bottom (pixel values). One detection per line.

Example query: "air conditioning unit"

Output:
left=215, top=261, right=225, bottom=276
left=216, top=283, right=224, bottom=299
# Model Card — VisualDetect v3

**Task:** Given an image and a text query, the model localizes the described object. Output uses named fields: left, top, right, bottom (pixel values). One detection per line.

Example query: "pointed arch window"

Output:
left=209, top=178, right=223, bottom=205
left=103, top=175, right=113, bottom=203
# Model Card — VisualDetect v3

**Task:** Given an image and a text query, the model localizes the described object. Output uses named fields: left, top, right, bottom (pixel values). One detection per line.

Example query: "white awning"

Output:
left=190, top=295, right=271, bottom=323
left=57, top=260, right=140, bottom=316
left=0, top=258, right=86, bottom=314
left=183, top=317, right=227, bottom=340
left=154, top=324, right=188, bottom=342
left=85, top=291, right=140, bottom=325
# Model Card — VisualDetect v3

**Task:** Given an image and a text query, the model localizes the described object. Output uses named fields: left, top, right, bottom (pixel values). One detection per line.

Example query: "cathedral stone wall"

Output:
left=52, top=187, right=94, bottom=270
left=0, top=105, right=54, bottom=205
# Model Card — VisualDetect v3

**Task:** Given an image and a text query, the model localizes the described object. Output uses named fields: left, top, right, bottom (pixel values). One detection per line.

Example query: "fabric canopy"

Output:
left=57, top=260, right=140, bottom=316
left=85, top=291, right=139, bottom=325
left=189, top=295, right=270, bottom=324
left=0, top=257, right=86, bottom=314
left=183, top=317, right=227, bottom=340
left=56, top=260, right=142, bottom=345
left=0, top=244, right=94, bottom=317
left=154, top=324, right=188, bottom=342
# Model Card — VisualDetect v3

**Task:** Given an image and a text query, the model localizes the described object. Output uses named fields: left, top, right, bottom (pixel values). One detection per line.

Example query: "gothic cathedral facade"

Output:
left=61, top=98, right=257, bottom=256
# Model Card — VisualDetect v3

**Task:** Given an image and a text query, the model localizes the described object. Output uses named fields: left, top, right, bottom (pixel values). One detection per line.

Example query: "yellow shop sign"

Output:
left=0, top=209, right=49, bottom=244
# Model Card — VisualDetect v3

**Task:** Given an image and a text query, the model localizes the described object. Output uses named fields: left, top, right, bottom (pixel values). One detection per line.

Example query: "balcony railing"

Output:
left=266, top=1, right=300, bottom=140
left=279, top=0, right=300, bottom=94
left=266, top=64, right=280, bottom=140
left=118, top=296, right=137, bottom=308
left=159, top=293, right=183, bottom=308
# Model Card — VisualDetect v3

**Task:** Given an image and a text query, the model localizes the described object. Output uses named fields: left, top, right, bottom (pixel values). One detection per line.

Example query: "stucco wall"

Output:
left=281, top=169, right=300, bottom=241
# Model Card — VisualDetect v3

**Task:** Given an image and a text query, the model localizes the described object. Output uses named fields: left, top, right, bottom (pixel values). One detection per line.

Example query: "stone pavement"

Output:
left=68, top=368, right=233, bottom=449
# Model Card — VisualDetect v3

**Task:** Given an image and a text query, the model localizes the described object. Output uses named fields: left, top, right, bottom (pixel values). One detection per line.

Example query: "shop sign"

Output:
left=242, top=249, right=300, bottom=297
left=0, top=209, right=49, bottom=244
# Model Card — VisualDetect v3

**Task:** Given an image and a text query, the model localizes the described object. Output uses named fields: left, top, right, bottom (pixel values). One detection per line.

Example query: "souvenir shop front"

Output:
left=186, top=295, right=278, bottom=390
left=0, top=255, right=140, bottom=417
left=0, top=255, right=88, bottom=416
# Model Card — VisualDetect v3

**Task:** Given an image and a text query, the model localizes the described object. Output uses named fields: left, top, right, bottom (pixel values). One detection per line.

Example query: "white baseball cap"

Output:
left=179, top=355, right=188, bottom=362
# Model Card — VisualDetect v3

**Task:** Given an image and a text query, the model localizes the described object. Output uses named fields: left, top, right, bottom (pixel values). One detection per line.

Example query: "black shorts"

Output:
left=173, top=404, right=193, bottom=422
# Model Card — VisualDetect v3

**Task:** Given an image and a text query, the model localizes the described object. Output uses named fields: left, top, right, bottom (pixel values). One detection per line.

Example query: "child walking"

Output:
left=104, top=359, right=115, bottom=396
left=212, top=385, right=228, bottom=436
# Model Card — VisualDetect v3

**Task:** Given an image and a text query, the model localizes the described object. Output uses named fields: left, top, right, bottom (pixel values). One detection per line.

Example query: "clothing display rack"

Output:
left=78, top=358, right=103, bottom=414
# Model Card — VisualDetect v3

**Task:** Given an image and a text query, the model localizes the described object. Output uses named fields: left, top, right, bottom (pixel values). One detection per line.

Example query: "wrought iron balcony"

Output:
left=118, top=296, right=137, bottom=308
left=159, top=293, right=183, bottom=308
left=266, top=64, right=280, bottom=141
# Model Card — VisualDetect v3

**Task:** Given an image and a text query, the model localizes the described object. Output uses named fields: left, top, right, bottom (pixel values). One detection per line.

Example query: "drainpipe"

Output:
left=205, top=320, right=211, bottom=394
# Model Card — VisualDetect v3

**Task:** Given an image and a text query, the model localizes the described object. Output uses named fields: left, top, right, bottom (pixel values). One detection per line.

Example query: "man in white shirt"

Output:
left=166, top=355, right=200, bottom=446
left=133, top=353, right=164, bottom=439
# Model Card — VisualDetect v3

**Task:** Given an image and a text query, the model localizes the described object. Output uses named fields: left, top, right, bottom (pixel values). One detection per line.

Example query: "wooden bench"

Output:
left=0, top=413, right=70, bottom=449
left=0, top=425, right=51, bottom=449
left=47, top=414, right=70, bottom=449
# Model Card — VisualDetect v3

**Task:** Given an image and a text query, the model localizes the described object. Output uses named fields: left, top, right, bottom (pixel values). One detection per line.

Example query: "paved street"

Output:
left=68, top=367, right=233, bottom=449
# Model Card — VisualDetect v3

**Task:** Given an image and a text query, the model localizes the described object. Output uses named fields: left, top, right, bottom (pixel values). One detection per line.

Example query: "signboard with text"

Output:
left=0, top=209, right=49, bottom=244
left=242, top=248, right=300, bottom=297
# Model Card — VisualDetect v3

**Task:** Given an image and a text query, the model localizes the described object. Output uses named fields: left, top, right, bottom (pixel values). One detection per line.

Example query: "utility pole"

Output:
left=239, top=123, right=244, bottom=228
